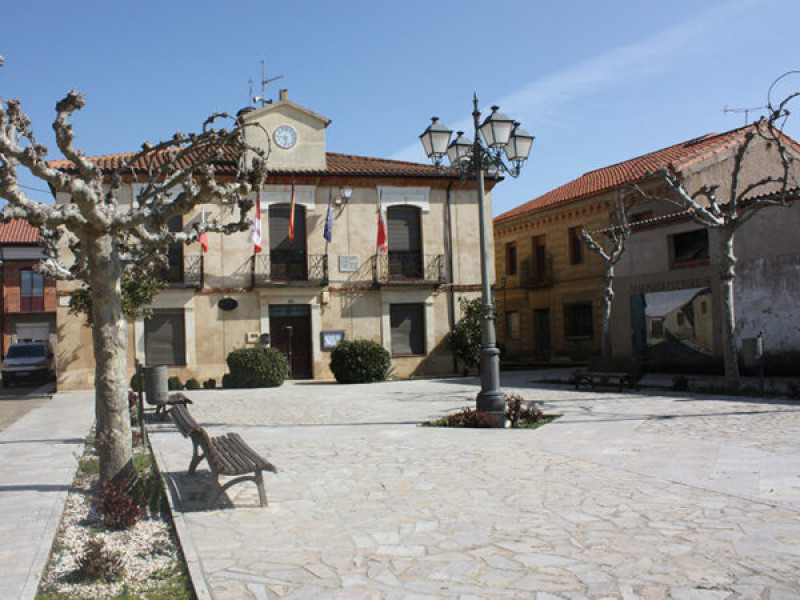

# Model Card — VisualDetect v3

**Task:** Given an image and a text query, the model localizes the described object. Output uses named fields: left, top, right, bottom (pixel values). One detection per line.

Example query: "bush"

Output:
left=184, top=378, right=200, bottom=390
left=203, top=378, right=217, bottom=389
left=448, top=298, right=482, bottom=372
left=224, top=347, right=289, bottom=388
left=69, top=538, right=123, bottom=583
left=329, top=339, right=390, bottom=384
left=130, top=372, right=144, bottom=391
left=94, top=478, right=147, bottom=530
left=167, top=376, right=183, bottom=390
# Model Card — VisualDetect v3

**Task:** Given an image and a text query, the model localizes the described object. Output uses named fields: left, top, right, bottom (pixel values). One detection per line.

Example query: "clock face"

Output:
left=274, top=125, right=297, bottom=149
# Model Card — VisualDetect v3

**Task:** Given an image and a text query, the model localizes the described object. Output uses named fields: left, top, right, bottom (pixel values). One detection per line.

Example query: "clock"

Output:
left=273, top=125, right=297, bottom=149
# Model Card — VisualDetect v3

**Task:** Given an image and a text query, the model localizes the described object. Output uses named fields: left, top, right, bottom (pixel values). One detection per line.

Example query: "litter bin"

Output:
left=145, top=364, right=168, bottom=408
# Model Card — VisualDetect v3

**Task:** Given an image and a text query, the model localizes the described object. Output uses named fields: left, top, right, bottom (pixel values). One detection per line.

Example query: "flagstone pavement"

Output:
left=146, top=372, right=800, bottom=599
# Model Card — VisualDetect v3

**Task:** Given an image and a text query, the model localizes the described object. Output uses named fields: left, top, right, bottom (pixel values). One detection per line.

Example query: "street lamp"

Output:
left=420, top=94, right=534, bottom=426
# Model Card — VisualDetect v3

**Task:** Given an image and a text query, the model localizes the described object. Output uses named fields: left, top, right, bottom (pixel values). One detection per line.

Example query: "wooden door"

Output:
left=269, top=305, right=312, bottom=379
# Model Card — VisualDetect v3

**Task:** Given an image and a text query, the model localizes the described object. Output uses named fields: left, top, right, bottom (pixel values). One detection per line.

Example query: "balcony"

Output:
left=163, top=255, right=203, bottom=289
left=372, top=253, right=446, bottom=286
left=251, top=251, right=328, bottom=287
left=519, top=254, right=554, bottom=289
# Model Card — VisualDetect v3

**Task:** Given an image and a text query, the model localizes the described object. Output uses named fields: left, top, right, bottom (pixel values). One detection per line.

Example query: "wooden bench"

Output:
left=572, top=357, right=642, bottom=392
left=168, top=402, right=277, bottom=508
left=146, top=390, right=192, bottom=417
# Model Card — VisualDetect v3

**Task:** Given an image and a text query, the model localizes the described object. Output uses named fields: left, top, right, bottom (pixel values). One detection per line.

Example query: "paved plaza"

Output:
left=145, top=372, right=800, bottom=599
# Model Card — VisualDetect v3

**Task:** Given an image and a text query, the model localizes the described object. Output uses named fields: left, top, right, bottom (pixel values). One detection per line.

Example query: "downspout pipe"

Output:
left=445, top=181, right=457, bottom=373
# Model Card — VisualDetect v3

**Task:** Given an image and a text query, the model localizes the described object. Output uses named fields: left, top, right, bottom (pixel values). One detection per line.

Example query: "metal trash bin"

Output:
left=145, top=364, right=168, bottom=408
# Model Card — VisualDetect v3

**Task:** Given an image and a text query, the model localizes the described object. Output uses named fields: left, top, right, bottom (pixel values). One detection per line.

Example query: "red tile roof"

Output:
left=0, top=219, right=39, bottom=244
left=50, top=149, right=447, bottom=179
left=494, top=124, right=797, bottom=224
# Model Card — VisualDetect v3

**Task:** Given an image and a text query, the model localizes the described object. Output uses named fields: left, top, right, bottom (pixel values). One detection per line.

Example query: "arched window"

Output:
left=387, top=206, right=422, bottom=279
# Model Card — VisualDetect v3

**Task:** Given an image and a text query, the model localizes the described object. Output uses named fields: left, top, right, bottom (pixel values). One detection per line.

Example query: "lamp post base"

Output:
left=476, top=345, right=505, bottom=427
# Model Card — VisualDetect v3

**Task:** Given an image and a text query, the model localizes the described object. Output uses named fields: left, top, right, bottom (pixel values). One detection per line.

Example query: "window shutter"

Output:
left=269, top=204, right=306, bottom=251
left=387, top=206, right=421, bottom=253
left=145, top=310, right=185, bottom=366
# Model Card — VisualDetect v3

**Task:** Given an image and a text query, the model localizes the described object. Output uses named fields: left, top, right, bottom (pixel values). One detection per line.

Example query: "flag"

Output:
left=323, top=188, right=333, bottom=243
left=198, top=207, right=208, bottom=253
left=249, top=192, right=262, bottom=253
left=376, top=190, right=388, bottom=254
left=288, top=181, right=296, bottom=243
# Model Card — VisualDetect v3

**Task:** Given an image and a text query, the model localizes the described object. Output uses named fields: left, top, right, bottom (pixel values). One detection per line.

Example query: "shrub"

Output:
left=505, top=393, right=545, bottom=427
left=69, top=538, right=123, bottom=583
left=224, top=347, right=289, bottom=388
left=448, top=298, right=483, bottom=372
left=167, top=376, right=183, bottom=390
left=329, top=339, right=391, bottom=384
left=130, top=372, right=144, bottom=391
left=133, top=469, right=166, bottom=516
left=94, top=478, right=147, bottom=530
left=184, top=378, right=201, bottom=390
left=427, top=407, right=493, bottom=428
left=203, top=378, right=217, bottom=389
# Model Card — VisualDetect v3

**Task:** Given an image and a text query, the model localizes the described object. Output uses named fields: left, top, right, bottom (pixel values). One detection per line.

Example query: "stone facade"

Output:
left=54, top=92, right=493, bottom=389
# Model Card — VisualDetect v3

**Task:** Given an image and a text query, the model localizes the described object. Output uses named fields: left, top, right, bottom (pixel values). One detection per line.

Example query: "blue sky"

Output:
left=2, top=0, right=798, bottom=216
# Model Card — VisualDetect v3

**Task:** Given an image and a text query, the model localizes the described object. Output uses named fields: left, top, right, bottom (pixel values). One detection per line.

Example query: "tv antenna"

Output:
left=722, top=104, right=766, bottom=126
left=252, top=60, right=284, bottom=107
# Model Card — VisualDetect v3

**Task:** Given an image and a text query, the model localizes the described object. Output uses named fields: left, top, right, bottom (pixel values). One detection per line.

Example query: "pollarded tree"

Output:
left=631, top=73, right=799, bottom=389
left=0, top=79, right=265, bottom=482
left=580, top=199, right=631, bottom=358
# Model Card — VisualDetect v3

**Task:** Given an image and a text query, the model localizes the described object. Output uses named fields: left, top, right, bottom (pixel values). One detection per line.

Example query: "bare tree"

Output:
left=0, top=84, right=265, bottom=482
left=631, top=73, right=799, bottom=390
left=580, top=200, right=631, bottom=358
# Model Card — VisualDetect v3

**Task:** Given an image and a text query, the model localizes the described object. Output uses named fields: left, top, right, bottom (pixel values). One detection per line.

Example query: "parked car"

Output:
left=2, top=341, right=56, bottom=387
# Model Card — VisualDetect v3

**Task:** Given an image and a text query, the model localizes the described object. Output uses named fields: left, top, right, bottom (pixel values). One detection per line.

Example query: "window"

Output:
left=650, top=318, right=664, bottom=338
left=269, top=204, right=307, bottom=279
left=144, top=309, right=186, bottom=366
left=387, top=206, right=422, bottom=278
left=677, top=313, right=686, bottom=326
left=670, top=229, right=709, bottom=269
left=505, top=242, right=517, bottom=275
left=164, top=215, right=184, bottom=283
left=505, top=311, right=520, bottom=341
left=568, top=227, right=583, bottom=265
left=390, top=303, right=425, bottom=355
left=20, top=270, right=45, bottom=312
left=533, top=235, right=547, bottom=283
left=564, top=302, right=593, bottom=338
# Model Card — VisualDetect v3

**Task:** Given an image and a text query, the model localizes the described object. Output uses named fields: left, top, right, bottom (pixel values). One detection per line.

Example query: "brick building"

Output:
left=0, top=220, right=57, bottom=357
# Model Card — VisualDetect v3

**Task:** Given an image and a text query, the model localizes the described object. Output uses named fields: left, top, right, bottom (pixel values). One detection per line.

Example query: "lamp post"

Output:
left=420, top=94, right=534, bottom=426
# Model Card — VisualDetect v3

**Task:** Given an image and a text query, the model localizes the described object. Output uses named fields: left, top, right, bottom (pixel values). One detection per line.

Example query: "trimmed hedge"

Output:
left=329, top=339, right=390, bottom=384
left=224, top=347, right=289, bottom=388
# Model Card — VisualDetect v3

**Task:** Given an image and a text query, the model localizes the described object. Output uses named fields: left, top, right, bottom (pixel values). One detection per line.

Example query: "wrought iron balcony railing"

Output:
left=163, top=255, right=204, bottom=289
left=372, top=253, right=446, bottom=285
left=251, top=251, right=328, bottom=287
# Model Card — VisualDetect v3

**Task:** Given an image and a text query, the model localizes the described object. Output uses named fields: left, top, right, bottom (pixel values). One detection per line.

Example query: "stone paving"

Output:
left=147, top=373, right=800, bottom=599
left=0, top=391, right=94, bottom=600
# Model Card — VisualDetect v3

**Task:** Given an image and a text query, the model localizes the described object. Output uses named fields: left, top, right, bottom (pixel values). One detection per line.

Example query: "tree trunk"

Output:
left=601, top=265, right=614, bottom=358
left=719, top=229, right=740, bottom=390
left=86, top=233, right=133, bottom=482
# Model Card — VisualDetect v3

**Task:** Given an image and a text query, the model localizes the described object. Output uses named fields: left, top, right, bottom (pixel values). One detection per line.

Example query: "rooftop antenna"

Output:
left=253, top=60, right=284, bottom=107
left=722, top=104, right=767, bottom=126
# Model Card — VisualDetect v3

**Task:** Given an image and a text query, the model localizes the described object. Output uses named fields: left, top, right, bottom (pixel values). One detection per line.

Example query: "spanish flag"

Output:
left=289, top=181, right=296, bottom=243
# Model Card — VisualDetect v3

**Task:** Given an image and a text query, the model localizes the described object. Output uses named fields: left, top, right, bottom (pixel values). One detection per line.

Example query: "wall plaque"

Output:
left=218, top=298, right=238, bottom=311
left=339, top=255, right=359, bottom=272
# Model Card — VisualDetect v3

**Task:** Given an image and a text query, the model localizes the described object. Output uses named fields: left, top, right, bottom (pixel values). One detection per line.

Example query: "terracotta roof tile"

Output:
left=0, top=219, right=39, bottom=244
left=50, top=149, right=447, bottom=179
left=494, top=125, right=769, bottom=223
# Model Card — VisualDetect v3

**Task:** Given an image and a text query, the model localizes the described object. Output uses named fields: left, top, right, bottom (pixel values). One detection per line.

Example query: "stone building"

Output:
left=493, top=125, right=800, bottom=369
left=52, top=91, right=495, bottom=389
